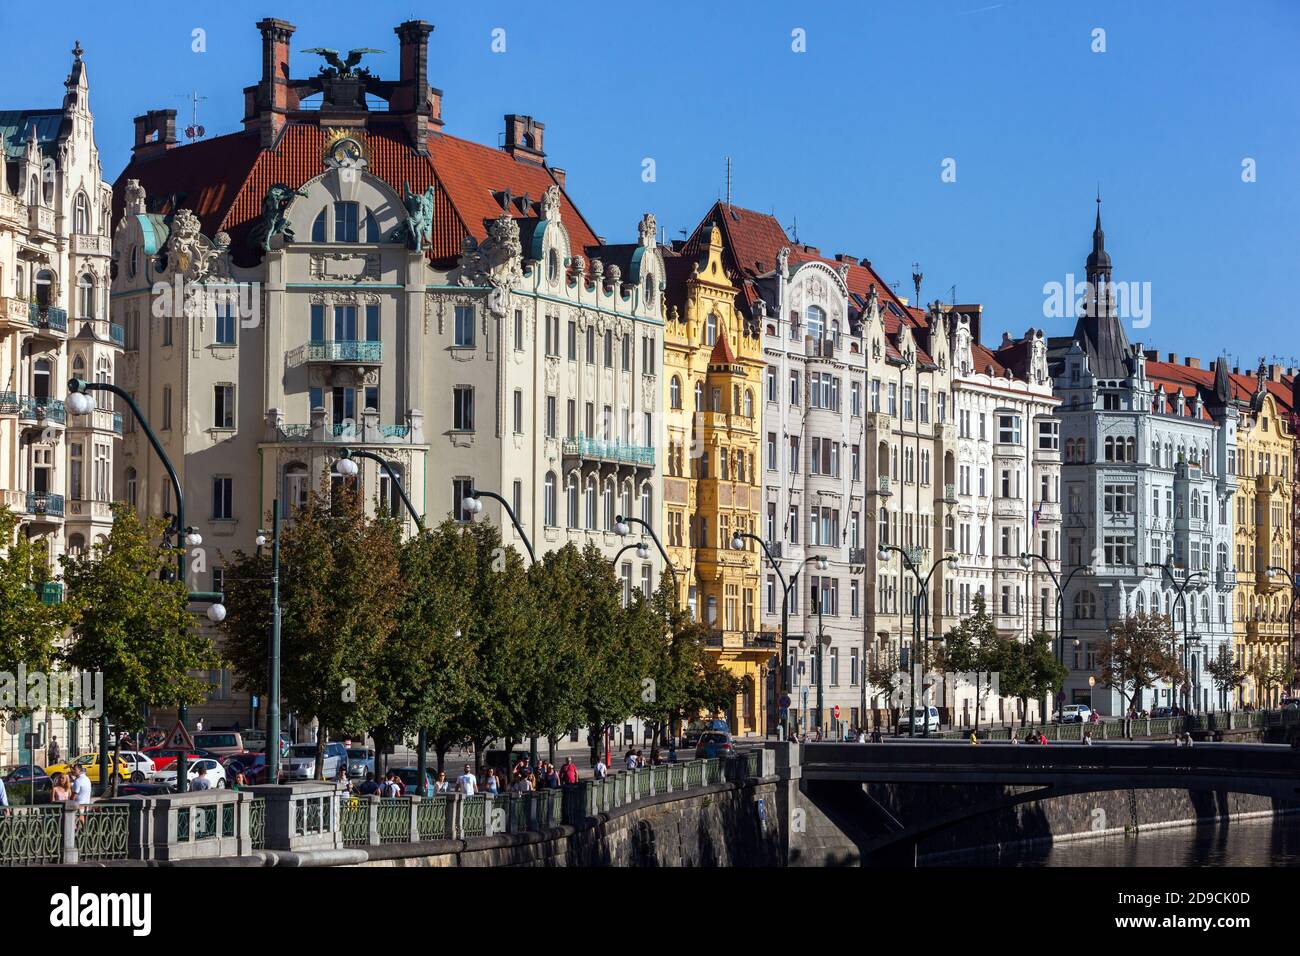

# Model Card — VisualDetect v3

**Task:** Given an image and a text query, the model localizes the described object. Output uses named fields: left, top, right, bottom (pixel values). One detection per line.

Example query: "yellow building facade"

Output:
left=663, top=224, right=770, bottom=736
left=1232, top=372, right=1295, bottom=708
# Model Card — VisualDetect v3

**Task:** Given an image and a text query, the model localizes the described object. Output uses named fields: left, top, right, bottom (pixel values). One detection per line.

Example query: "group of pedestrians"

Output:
left=0, top=762, right=92, bottom=811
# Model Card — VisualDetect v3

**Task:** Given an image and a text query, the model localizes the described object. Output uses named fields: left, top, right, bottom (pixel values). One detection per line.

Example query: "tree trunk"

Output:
left=434, top=739, right=450, bottom=774
left=547, top=735, right=557, bottom=765
left=974, top=674, right=981, bottom=731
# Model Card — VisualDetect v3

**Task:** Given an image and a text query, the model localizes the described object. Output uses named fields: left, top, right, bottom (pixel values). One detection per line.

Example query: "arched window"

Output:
left=284, top=462, right=309, bottom=512
left=543, top=472, right=557, bottom=527
left=377, top=464, right=404, bottom=518
left=603, top=480, right=616, bottom=529
left=94, top=356, right=111, bottom=409
left=67, top=534, right=86, bottom=556
left=364, top=209, right=380, bottom=243
left=33, top=358, right=51, bottom=401
left=74, top=192, right=90, bottom=234
left=806, top=305, right=825, bottom=342
left=35, top=269, right=53, bottom=307
left=640, top=484, right=652, bottom=524
left=311, top=209, right=326, bottom=242
left=548, top=248, right=560, bottom=283
left=621, top=482, right=633, bottom=523
left=643, top=271, right=655, bottom=305
left=704, top=312, right=717, bottom=346
left=585, top=477, right=597, bottom=530
left=1135, top=590, right=1146, bottom=616
left=670, top=375, right=682, bottom=409
left=744, top=389, right=754, bottom=418
left=694, top=381, right=704, bottom=411
left=78, top=274, right=95, bottom=319
left=566, top=475, right=579, bottom=528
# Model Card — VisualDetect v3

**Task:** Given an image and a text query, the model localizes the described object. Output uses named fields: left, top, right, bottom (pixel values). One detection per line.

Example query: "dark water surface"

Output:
left=923, top=814, right=1300, bottom=867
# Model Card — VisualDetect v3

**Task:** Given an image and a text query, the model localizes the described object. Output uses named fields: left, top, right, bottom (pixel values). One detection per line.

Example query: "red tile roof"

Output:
left=708, top=332, right=737, bottom=367
left=113, top=120, right=599, bottom=268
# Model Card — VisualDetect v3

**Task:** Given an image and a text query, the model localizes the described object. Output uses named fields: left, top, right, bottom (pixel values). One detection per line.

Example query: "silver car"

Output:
left=283, top=742, right=347, bottom=780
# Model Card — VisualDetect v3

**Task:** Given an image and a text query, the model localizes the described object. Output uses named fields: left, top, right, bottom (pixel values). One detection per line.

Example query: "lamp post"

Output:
left=68, top=378, right=224, bottom=793
left=1266, top=566, right=1297, bottom=706
left=802, top=554, right=829, bottom=738
left=1020, top=553, right=1092, bottom=719
left=614, top=515, right=678, bottom=600
left=731, top=532, right=789, bottom=738
left=335, top=450, right=429, bottom=791
left=879, top=545, right=955, bottom=737
left=462, top=488, right=533, bottom=562
left=256, top=500, right=284, bottom=786
left=1146, top=558, right=1205, bottom=715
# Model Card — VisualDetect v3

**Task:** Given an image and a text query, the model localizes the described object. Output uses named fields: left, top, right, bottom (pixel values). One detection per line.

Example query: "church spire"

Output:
left=1071, top=195, right=1131, bottom=380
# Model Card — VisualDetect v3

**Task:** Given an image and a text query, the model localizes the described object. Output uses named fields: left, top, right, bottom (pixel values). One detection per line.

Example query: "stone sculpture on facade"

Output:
left=391, top=181, right=436, bottom=252
left=249, top=183, right=308, bottom=252
left=455, top=211, right=523, bottom=317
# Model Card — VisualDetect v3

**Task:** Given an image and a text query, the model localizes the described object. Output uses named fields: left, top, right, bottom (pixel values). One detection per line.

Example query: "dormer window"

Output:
left=548, top=248, right=560, bottom=283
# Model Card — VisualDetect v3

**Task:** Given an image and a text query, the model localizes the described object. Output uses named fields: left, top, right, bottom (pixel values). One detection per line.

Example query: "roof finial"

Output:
left=72, top=40, right=84, bottom=61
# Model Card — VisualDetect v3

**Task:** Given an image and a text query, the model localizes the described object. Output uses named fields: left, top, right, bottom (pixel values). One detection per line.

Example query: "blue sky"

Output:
left=4, top=0, right=1297, bottom=367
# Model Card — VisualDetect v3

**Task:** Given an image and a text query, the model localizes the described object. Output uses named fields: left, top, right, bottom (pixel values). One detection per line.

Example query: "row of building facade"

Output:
left=2, top=22, right=1296, bottom=760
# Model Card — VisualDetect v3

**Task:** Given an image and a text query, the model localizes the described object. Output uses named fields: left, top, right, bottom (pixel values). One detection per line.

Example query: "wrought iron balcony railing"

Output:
left=18, top=396, right=65, bottom=424
left=302, top=340, right=383, bottom=363
left=26, top=493, right=65, bottom=517
left=29, top=304, right=67, bottom=333
left=562, top=435, right=656, bottom=468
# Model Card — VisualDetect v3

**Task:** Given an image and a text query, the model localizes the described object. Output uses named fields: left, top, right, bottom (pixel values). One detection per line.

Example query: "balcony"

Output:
left=17, top=396, right=65, bottom=425
left=994, top=498, right=1026, bottom=517
left=29, top=303, right=68, bottom=336
left=26, top=493, right=65, bottom=518
left=268, top=409, right=424, bottom=446
left=28, top=204, right=56, bottom=236
left=68, top=406, right=121, bottom=434
left=291, top=340, right=383, bottom=365
left=705, top=629, right=779, bottom=651
left=941, top=482, right=957, bottom=503
left=873, top=475, right=892, bottom=497
left=37, top=581, right=63, bottom=605
left=71, top=233, right=112, bottom=257
left=0, top=391, right=16, bottom=415
left=0, top=296, right=28, bottom=332
left=0, top=194, right=21, bottom=225
left=562, top=435, right=656, bottom=469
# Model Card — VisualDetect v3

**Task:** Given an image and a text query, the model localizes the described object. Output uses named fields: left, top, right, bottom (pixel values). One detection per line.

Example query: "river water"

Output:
left=923, top=814, right=1300, bottom=866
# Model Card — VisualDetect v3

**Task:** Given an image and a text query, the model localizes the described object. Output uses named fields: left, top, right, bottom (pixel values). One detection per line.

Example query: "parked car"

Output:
left=3, top=765, right=53, bottom=803
left=151, top=757, right=227, bottom=788
left=695, top=731, right=734, bottom=759
left=683, top=719, right=730, bottom=748
left=1149, top=706, right=1175, bottom=719
left=190, top=731, right=244, bottom=757
left=896, top=706, right=942, bottom=735
left=221, top=752, right=270, bottom=784
left=282, top=742, right=347, bottom=781
left=1058, top=704, right=1092, bottom=724
left=346, top=748, right=375, bottom=778
left=45, top=753, right=131, bottom=783
left=240, top=731, right=291, bottom=755
left=392, top=767, right=435, bottom=794
left=142, top=746, right=224, bottom=773
left=117, top=782, right=175, bottom=797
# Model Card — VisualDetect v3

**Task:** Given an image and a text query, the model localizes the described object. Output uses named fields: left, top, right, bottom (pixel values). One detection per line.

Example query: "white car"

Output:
left=151, top=757, right=227, bottom=788
left=1058, top=704, right=1092, bottom=724
left=896, top=706, right=941, bottom=735
left=119, top=750, right=155, bottom=782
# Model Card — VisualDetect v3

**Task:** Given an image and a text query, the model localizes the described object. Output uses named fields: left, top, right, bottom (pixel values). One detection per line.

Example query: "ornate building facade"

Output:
left=111, top=18, right=664, bottom=730
left=0, top=42, right=116, bottom=761
left=661, top=223, right=768, bottom=736
left=1051, top=205, right=1237, bottom=715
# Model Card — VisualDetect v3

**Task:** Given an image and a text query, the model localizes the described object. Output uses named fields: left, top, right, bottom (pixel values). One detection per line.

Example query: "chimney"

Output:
left=1270, top=363, right=1283, bottom=383
left=834, top=253, right=857, bottom=264
left=800, top=244, right=820, bottom=256
left=393, top=19, right=442, bottom=153
left=1186, top=357, right=1201, bottom=370
left=132, top=110, right=177, bottom=158
left=1166, top=353, right=1179, bottom=365
left=252, top=17, right=296, bottom=149
left=503, top=114, right=545, bottom=162
left=1144, top=349, right=1159, bottom=362
left=549, top=167, right=566, bottom=189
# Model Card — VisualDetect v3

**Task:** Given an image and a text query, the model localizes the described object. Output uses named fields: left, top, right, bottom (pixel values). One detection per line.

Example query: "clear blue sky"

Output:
left=4, top=0, right=1296, bottom=367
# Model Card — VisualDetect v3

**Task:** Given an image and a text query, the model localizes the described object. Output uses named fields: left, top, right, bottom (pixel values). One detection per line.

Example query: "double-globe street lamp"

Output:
left=1145, top=557, right=1205, bottom=715
left=1019, top=552, right=1093, bottom=719
left=878, top=544, right=955, bottom=737
left=729, top=531, right=825, bottom=739
left=67, top=379, right=225, bottom=792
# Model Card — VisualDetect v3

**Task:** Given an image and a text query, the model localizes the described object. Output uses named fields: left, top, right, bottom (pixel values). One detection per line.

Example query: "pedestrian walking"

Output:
left=969, top=731, right=979, bottom=746
left=561, top=757, right=578, bottom=785
left=593, top=757, right=608, bottom=781
left=624, top=750, right=638, bottom=771
left=433, top=770, right=451, bottom=794
left=1082, top=731, right=1093, bottom=746
left=46, top=736, right=61, bottom=767
left=192, top=766, right=212, bottom=790
left=483, top=768, right=500, bottom=795
left=358, top=772, right=379, bottom=796
left=50, top=772, right=71, bottom=802
left=457, top=763, right=478, bottom=795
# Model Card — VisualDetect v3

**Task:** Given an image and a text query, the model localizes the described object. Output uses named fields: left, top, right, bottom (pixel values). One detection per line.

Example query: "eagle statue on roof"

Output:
left=301, top=48, right=384, bottom=79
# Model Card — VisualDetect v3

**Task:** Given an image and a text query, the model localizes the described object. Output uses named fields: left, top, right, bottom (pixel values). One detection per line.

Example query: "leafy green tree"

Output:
left=61, top=505, right=219, bottom=791
left=0, top=507, right=66, bottom=718
left=942, top=594, right=1002, bottom=729
left=221, top=486, right=402, bottom=778
left=1206, top=644, right=1247, bottom=710
left=1000, top=631, right=1067, bottom=727
left=1097, top=613, right=1182, bottom=719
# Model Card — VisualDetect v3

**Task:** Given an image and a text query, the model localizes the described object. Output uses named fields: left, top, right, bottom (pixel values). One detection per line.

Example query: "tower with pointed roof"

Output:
left=0, top=39, right=116, bottom=760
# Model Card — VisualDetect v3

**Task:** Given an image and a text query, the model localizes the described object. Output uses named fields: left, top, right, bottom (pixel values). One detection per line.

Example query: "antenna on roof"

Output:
left=177, top=91, right=208, bottom=141
left=787, top=216, right=798, bottom=244
left=724, top=156, right=732, bottom=209
left=946, top=284, right=956, bottom=306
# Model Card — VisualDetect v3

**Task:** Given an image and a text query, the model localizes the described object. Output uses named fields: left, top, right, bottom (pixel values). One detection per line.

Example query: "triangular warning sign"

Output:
left=162, top=720, right=195, bottom=753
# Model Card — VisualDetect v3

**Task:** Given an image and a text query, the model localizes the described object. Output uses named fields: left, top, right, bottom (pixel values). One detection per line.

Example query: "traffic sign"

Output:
left=162, top=720, right=195, bottom=753
left=832, top=705, right=841, bottom=720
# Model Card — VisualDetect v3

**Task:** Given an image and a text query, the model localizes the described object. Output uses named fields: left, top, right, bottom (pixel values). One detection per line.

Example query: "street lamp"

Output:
left=732, top=531, right=796, bottom=738
left=68, top=377, right=224, bottom=792
left=614, top=514, right=678, bottom=599
left=462, top=488, right=533, bottom=562
left=1146, top=558, right=1205, bottom=715
left=1020, top=552, right=1091, bottom=720
left=1267, top=565, right=1297, bottom=706
left=879, top=544, right=956, bottom=737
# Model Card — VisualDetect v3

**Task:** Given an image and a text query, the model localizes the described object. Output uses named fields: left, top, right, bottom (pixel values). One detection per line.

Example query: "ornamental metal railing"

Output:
left=561, top=435, right=656, bottom=467
left=26, top=493, right=65, bottom=517
left=303, top=340, right=383, bottom=363
left=75, top=805, right=129, bottom=862
left=0, top=806, right=63, bottom=865
left=29, top=303, right=67, bottom=333
left=17, top=396, right=65, bottom=424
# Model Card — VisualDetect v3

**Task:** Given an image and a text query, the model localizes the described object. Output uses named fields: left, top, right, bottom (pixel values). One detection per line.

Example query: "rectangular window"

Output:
left=162, top=386, right=172, bottom=431
left=513, top=309, right=524, bottom=351
left=453, top=386, right=474, bottom=431
left=586, top=326, right=596, bottom=365
left=365, top=305, right=381, bottom=342
left=213, top=384, right=234, bottom=429
left=212, top=476, right=233, bottom=520
left=546, top=396, right=557, bottom=438
left=789, top=370, right=801, bottom=406
left=622, top=334, right=632, bottom=371
left=452, top=477, right=474, bottom=522
left=310, top=304, right=325, bottom=341
left=454, top=305, right=475, bottom=347
left=1037, top=419, right=1059, bottom=451
left=998, top=414, right=1022, bottom=445
left=215, top=301, right=235, bottom=345
left=851, top=380, right=862, bottom=417
left=69, top=442, right=83, bottom=501
left=512, top=389, right=524, bottom=434
left=334, top=202, right=359, bottom=242
left=334, top=305, right=358, bottom=341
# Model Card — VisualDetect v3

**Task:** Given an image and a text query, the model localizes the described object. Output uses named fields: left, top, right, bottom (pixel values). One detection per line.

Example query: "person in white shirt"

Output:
left=625, top=752, right=638, bottom=771
left=70, top=765, right=92, bottom=806
left=0, top=774, right=8, bottom=809
left=593, top=759, right=607, bottom=780
left=456, top=763, right=477, bottom=795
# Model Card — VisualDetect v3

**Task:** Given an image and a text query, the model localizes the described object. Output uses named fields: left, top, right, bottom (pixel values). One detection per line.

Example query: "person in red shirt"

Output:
left=1038, top=732, right=1048, bottom=745
left=561, top=757, right=579, bottom=785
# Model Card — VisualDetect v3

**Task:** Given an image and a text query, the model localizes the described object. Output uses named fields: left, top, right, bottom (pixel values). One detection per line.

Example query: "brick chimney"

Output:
left=1166, top=352, right=1179, bottom=365
left=549, top=167, right=566, bottom=189
left=1185, top=357, right=1201, bottom=370
left=1144, top=349, right=1159, bottom=362
left=835, top=253, right=858, bottom=264
left=503, top=114, right=545, bottom=162
left=1270, top=363, right=1283, bottom=382
left=252, top=17, right=296, bottom=149
left=392, top=19, right=442, bottom=153
left=132, top=110, right=177, bottom=158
